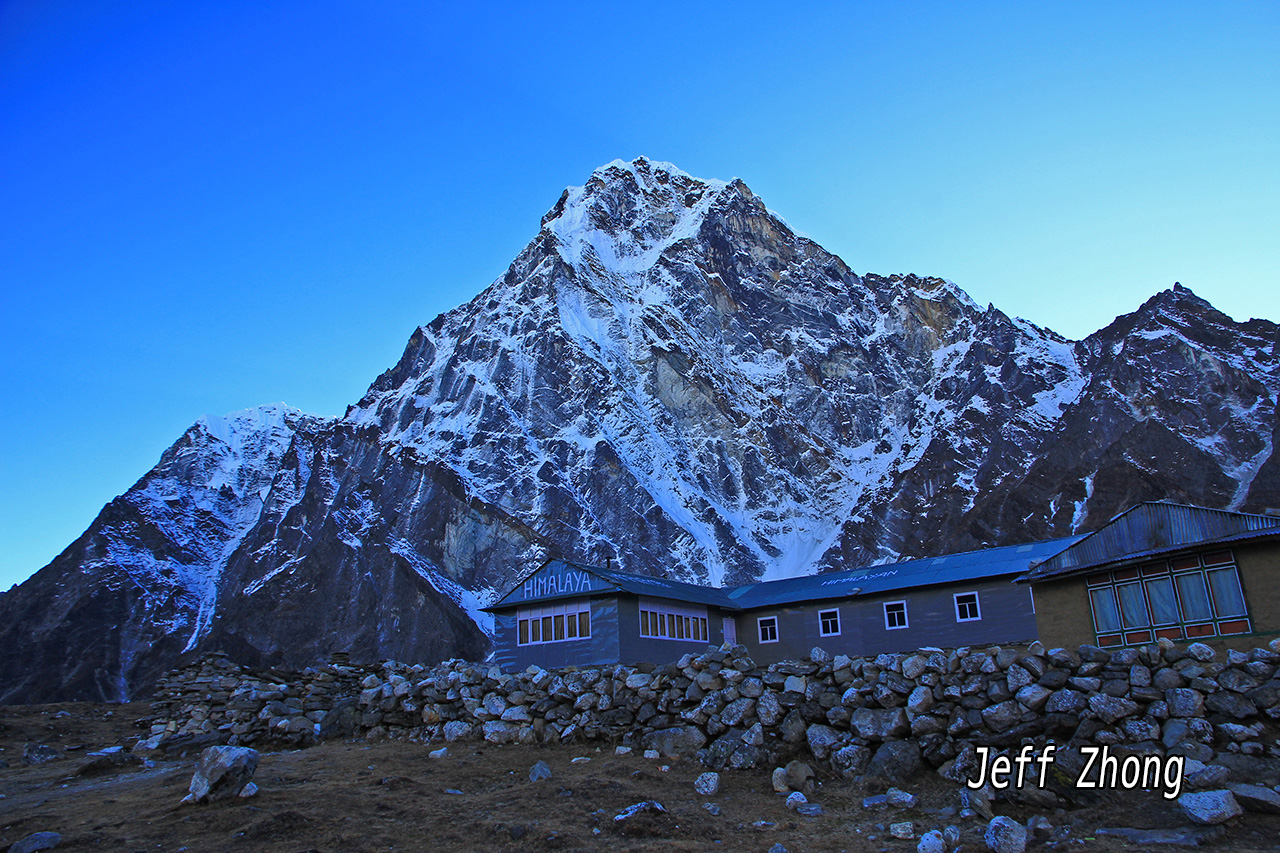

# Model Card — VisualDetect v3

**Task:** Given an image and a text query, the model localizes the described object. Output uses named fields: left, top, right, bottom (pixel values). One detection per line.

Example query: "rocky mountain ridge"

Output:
left=2, top=157, right=1277, bottom=703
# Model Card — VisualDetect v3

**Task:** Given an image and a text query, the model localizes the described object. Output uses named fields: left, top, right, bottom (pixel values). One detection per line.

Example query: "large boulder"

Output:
left=182, top=746, right=259, bottom=803
left=641, top=726, right=707, bottom=758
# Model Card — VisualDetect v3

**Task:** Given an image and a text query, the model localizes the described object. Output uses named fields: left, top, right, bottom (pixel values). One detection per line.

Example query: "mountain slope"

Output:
left=3, top=158, right=1278, bottom=702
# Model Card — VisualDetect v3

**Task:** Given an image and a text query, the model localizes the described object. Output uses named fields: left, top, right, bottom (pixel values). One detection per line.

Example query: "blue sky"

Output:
left=2, top=1, right=1277, bottom=590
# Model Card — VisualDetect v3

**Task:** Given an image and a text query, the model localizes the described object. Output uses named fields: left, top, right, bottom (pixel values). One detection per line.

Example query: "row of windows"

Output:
left=1086, top=551, right=1249, bottom=647
left=754, top=592, right=983, bottom=643
left=640, top=604, right=710, bottom=642
left=517, top=602, right=592, bottom=646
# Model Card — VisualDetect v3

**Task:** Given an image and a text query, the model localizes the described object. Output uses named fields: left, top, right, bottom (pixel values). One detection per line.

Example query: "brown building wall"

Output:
left=1032, top=540, right=1280, bottom=654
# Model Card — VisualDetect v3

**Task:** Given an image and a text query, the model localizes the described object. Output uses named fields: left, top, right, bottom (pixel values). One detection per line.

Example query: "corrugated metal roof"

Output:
left=727, top=535, right=1083, bottom=608
left=486, top=534, right=1093, bottom=612
left=1024, top=502, right=1280, bottom=582
left=589, top=565, right=740, bottom=608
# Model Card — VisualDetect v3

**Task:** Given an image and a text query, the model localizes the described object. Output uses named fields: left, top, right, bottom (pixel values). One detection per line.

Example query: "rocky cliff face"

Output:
left=3, top=158, right=1278, bottom=703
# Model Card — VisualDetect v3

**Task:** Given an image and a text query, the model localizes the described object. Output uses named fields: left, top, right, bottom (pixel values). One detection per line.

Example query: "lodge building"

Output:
left=484, top=503, right=1280, bottom=671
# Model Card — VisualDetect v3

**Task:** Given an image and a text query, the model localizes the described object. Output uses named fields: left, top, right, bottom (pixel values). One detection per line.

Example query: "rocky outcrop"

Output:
left=4, top=157, right=1279, bottom=703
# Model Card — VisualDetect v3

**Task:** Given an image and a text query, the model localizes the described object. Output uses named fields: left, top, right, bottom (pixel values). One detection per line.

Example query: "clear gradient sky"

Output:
left=2, top=1, right=1278, bottom=590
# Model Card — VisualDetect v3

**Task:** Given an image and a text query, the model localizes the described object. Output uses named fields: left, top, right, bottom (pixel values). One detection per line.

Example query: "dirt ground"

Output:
left=4, top=703, right=1280, bottom=852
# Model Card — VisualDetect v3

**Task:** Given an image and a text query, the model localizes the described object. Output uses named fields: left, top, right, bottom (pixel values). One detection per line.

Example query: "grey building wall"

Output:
left=735, top=578, right=1038, bottom=664
left=491, top=597, right=620, bottom=671
left=616, top=596, right=729, bottom=665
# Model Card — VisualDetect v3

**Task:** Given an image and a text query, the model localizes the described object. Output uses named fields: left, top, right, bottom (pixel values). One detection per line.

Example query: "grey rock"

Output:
left=981, top=699, right=1023, bottom=732
left=796, top=802, right=823, bottom=816
left=865, top=740, right=924, bottom=786
left=641, top=725, right=706, bottom=758
left=805, top=723, right=843, bottom=759
left=1165, top=687, right=1205, bottom=717
left=1187, top=643, right=1216, bottom=662
left=917, top=829, right=946, bottom=853
left=984, top=815, right=1026, bottom=853
left=785, top=791, right=808, bottom=810
left=182, top=746, right=259, bottom=803
left=22, top=743, right=60, bottom=765
left=694, top=772, right=720, bottom=795
left=442, top=720, right=473, bottom=742
left=851, top=706, right=910, bottom=740
left=1045, top=688, right=1088, bottom=714
left=1228, top=782, right=1280, bottom=813
left=1179, top=789, right=1242, bottom=824
left=482, top=721, right=522, bottom=744
left=614, top=800, right=666, bottom=822
left=529, top=760, right=551, bottom=782
left=1096, top=826, right=1226, bottom=846
left=1089, top=693, right=1139, bottom=724
left=832, top=743, right=872, bottom=778
left=8, top=833, right=63, bottom=853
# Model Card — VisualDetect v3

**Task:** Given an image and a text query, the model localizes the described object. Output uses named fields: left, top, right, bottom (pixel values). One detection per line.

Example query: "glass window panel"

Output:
left=1089, top=587, right=1121, bottom=633
left=579, top=611, right=591, bottom=638
left=519, top=619, right=529, bottom=645
left=1116, top=583, right=1149, bottom=628
left=1175, top=573, right=1214, bottom=622
left=566, top=613, right=578, bottom=638
left=641, top=611, right=650, bottom=636
left=542, top=616, right=553, bottom=641
left=1144, top=577, right=1180, bottom=625
left=553, top=614, right=565, bottom=640
left=530, top=618, right=541, bottom=643
left=1207, top=568, right=1247, bottom=617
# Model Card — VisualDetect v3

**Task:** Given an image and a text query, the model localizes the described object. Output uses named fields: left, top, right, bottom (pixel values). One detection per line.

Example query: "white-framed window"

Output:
left=883, top=600, right=908, bottom=630
left=819, top=608, right=840, bottom=637
left=639, top=599, right=709, bottom=642
left=954, top=591, right=981, bottom=622
left=518, top=601, right=591, bottom=645
left=758, top=616, right=779, bottom=643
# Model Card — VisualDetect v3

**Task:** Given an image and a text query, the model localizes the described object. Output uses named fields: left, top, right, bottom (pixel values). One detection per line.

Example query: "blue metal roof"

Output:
left=1024, top=502, right=1280, bottom=582
left=727, top=535, right=1083, bottom=609
left=590, top=565, right=740, bottom=608
left=488, top=536, right=1084, bottom=612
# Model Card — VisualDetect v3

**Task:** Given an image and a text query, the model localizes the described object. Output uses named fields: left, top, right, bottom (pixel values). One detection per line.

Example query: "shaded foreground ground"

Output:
left=4, top=703, right=1280, bottom=852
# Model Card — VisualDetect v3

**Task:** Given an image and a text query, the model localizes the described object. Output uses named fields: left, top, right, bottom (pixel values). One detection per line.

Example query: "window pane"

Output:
left=530, top=618, right=541, bottom=643
left=1116, top=583, right=1149, bottom=628
left=1175, top=573, right=1214, bottom=621
left=579, top=611, right=591, bottom=638
left=519, top=619, right=529, bottom=645
left=567, top=613, right=578, bottom=638
left=640, top=611, right=649, bottom=636
left=1089, top=587, right=1121, bottom=633
left=1207, top=568, right=1247, bottom=617
left=1144, top=577, right=1179, bottom=625
left=542, top=616, right=554, bottom=641
left=553, top=614, right=565, bottom=640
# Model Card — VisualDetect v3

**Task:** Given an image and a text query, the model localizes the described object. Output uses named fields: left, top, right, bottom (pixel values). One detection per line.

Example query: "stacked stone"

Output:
left=145, top=639, right=1280, bottom=774
left=147, top=653, right=376, bottom=749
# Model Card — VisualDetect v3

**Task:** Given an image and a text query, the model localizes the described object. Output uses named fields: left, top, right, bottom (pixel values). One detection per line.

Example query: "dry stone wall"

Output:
left=146, top=639, right=1280, bottom=786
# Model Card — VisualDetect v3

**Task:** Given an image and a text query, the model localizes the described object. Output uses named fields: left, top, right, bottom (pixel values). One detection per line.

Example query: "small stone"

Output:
left=237, top=781, right=259, bottom=798
left=1187, top=642, right=1216, bottom=662
left=1026, top=814, right=1053, bottom=839
left=429, top=747, right=448, bottom=759
left=886, top=787, right=918, bottom=808
left=772, top=766, right=789, bottom=792
left=22, top=744, right=60, bottom=766
left=917, top=830, right=946, bottom=853
left=570, top=756, right=591, bottom=764
left=796, top=803, right=824, bottom=816
left=643, top=749, right=660, bottom=759
left=695, top=772, right=720, bottom=796
left=529, top=760, right=552, bottom=782
left=984, top=815, right=1027, bottom=853
left=8, top=832, right=63, bottom=853
left=614, top=745, right=632, bottom=755
left=767, top=845, right=788, bottom=853
left=786, top=791, right=808, bottom=810
left=890, top=821, right=915, bottom=839
left=703, top=802, right=721, bottom=816
left=614, top=800, right=666, bottom=822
